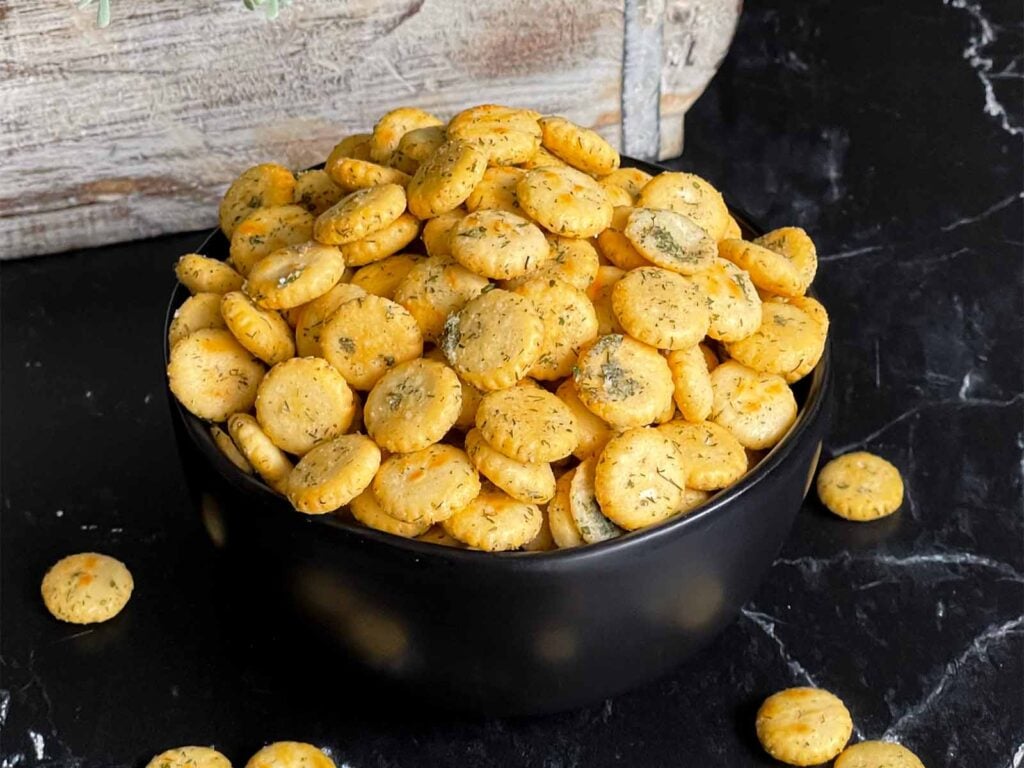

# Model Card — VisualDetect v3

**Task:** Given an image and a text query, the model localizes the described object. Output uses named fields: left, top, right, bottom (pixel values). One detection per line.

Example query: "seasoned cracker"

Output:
left=146, top=747, right=231, bottom=768
left=465, top=428, right=556, bottom=504
left=229, top=205, right=315, bottom=277
left=393, top=255, right=490, bottom=342
left=594, top=427, right=686, bottom=530
left=320, top=293, right=423, bottom=390
left=833, top=741, right=925, bottom=768
left=547, top=469, right=584, bottom=548
left=756, top=687, right=852, bottom=766
left=574, top=333, right=674, bottom=428
left=710, top=360, right=797, bottom=450
left=391, top=125, right=448, bottom=175
left=314, top=184, right=407, bottom=245
left=665, top=346, right=714, bottom=422
left=246, top=241, right=347, bottom=310
left=245, top=742, right=336, bottom=768
left=502, top=235, right=600, bottom=292
left=406, top=140, right=488, bottom=219
left=220, top=290, right=295, bottom=365
left=41, top=552, right=133, bottom=624
left=228, top=413, right=293, bottom=492
left=611, top=266, right=710, bottom=349
left=294, top=282, right=367, bottom=357
left=372, top=444, right=481, bottom=523
left=586, top=265, right=626, bottom=336
left=421, top=208, right=466, bottom=257
left=440, top=289, right=544, bottom=391
left=475, top=386, right=579, bottom=462
left=210, top=424, right=254, bottom=475
left=168, top=292, right=227, bottom=348
left=350, top=253, right=419, bottom=299
left=255, top=357, right=356, bottom=455
left=442, top=487, right=543, bottom=551
left=726, top=300, right=826, bottom=383
left=329, top=157, right=411, bottom=191
left=568, top=456, right=622, bottom=543
left=219, top=163, right=296, bottom=238
left=599, top=167, right=652, bottom=199
left=636, top=171, right=730, bottom=241
left=293, top=169, right=345, bottom=216
left=349, top=488, right=431, bottom=538
left=816, top=451, right=904, bottom=521
left=624, top=207, right=716, bottom=275
left=168, top=328, right=264, bottom=421
left=689, top=257, right=763, bottom=342
left=286, top=433, right=381, bottom=514
left=369, top=106, right=443, bottom=165
left=450, top=209, right=551, bottom=279
left=466, top=166, right=527, bottom=215
left=517, top=165, right=613, bottom=239
left=538, top=116, right=619, bottom=175
left=513, top=277, right=599, bottom=379
left=175, top=253, right=245, bottom=295
left=555, top=379, right=614, bottom=459
left=364, top=358, right=463, bottom=453
left=658, top=419, right=747, bottom=490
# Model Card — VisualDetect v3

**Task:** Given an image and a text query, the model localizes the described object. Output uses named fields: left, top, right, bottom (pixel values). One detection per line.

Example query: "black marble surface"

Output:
left=2, top=0, right=1022, bottom=765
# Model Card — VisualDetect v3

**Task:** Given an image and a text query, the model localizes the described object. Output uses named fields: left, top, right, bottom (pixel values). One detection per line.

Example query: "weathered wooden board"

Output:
left=0, top=0, right=738, bottom=259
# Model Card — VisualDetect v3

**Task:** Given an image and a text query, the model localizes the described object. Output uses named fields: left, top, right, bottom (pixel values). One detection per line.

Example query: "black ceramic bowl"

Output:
left=166, top=157, right=831, bottom=716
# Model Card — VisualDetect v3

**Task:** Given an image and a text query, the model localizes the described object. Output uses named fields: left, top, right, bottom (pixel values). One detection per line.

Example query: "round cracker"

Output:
left=320, top=293, right=423, bottom=390
left=465, top=166, right=527, bottom=215
left=594, top=427, right=686, bottom=530
left=658, top=419, right=747, bottom=491
left=246, top=241, right=347, bottom=310
left=41, top=552, right=133, bottom=624
left=168, top=292, right=227, bottom=348
left=227, top=413, right=293, bottom=492
left=350, top=253, right=420, bottom=299
left=718, top=236, right=813, bottom=298
left=690, top=257, right=763, bottom=342
left=392, top=255, right=490, bottom=342
left=294, top=282, right=367, bottom=357
left=293, top=169, right=345, bottom=215
left=513, top=277, right=599, bottom=380
left=554, top=379, right=614, bottom=459
left=369, top=106, right=444, bottom=165
left=146, top=747, right=231, bottom=768
left=168, top=328, right=264, bottom=421
left=175, top=253, right=245, bottom=295
left=517, top=165, right=613, bottom=239
left=665, top=345, right=714, bottom=422
left=286, top=433, right=381, bottom=514
left=339, top=212, right=420, bottom=267
left=599, top=167, right=652, bottom=199
left=725, top=300, right=826, bottom=383
left=364, top=358, right=463, bottom=453
left=833, top=741, right=925, bottom=768
left=372, top=444, right=481, bottom=523
left=314, top=184, right=407, bottom=245
left=220, top=291, right=295, bottom=365
left=475, top=385, right=579, bottom=463
left=710, top=360, right=798, bottom=450
left=503, top=235, right=600, bottom=292
left=624, top=207, right=716, bottom=275
left=636, top=171, right=730, bottom=241
left=421, top=208, right=466, bottom=257
left=574, top=333, right=674, bottom=429
left=448, top=104, right=542, bottom=138
left=756, top=687, right=853, bottom=766
left=391, top=125, right=448, bottom=175
left=407, top=140, right=488, bottom=219
left=229, top=205, right=315, bottom=277
left=465, top=428, right=557, bottom=504
left=245, top=742, right=335, bottom=768
left=442, top=487, right=543, bottom=551
left=568, top=456, right=622, bottom=543
left=219, top=163, right=296, bottom=237
left=349, top=488, right=431, bottom=538
left=538, top=116, right=620, bottom=176
left=816, top=451, right=904, bottom=521
left=596, top=227, right=652, bottom=271
left=255, top=357, right=356, bottom=455
left=440, top=289, right=544, bottom=391
left=587, top=265, right=626, bottom=336
left=423, top=347, right=484, bottom=430
left=450, top=209, right=551, bottom=279
left=753, top=227, right=818, bottom=293
left=611, top=266, right=710, bottom=350
left=547, top=469, right=584, bottom=548
left=210, top=424, right=254, bottom=475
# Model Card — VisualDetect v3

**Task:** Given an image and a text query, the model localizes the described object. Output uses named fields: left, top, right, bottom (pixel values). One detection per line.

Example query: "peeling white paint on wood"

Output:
left=0, top=0, right=738, bottom=258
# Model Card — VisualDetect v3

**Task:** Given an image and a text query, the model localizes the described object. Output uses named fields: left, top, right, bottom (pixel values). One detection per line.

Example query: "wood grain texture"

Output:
left=0, top=0, right=737, bottom=258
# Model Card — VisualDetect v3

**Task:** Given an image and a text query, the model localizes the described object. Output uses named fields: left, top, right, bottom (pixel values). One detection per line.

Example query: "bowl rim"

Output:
left=166, top=155, right=832, bottom=566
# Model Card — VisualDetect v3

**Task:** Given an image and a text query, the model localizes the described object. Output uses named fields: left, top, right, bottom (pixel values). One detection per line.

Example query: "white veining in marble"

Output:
left=942, top=0, right=1023, bottom=136
left=775, top=550, right=1024, bottom=581
left=27, top=731, right=45, bottom=761
left=819, top=244, right=887, bottom=263
left=941, top=192, right=1024, bottom=232
left=881, top=616, right=1024, bottom=741
left=1010, top=741, right=1024, bottom=768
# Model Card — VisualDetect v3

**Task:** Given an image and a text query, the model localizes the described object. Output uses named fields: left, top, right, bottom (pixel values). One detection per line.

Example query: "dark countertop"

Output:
left=2, top=0, right=1021, bottom=765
